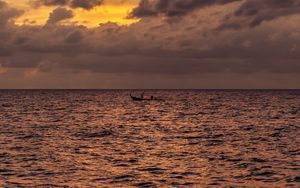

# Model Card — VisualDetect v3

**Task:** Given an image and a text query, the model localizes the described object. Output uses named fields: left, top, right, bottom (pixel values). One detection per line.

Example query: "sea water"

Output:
left=0, top=90, right=299, bottom=187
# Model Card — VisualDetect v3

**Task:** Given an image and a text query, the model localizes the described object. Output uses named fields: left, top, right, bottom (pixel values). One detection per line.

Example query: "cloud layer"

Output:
left=1, top=0, right=300, bottom=88
left=130, top=0, right=241, bottom=17
left=33, top=0, right=103, bottom=10
left=219, top=0, right=300, bottom=29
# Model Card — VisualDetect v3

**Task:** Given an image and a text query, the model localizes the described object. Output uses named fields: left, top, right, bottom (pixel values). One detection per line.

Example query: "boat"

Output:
left=130, top=95, right=151, bottom=101
left=130, top=94, right=163, bottom=101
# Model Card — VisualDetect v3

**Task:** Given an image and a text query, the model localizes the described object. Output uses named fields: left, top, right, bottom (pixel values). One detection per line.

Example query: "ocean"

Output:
left=0, top=90, right=299, bottom=187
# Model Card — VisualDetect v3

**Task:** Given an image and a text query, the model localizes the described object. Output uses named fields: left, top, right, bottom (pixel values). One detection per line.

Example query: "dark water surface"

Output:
left=0, top=90, right=299, bottom=187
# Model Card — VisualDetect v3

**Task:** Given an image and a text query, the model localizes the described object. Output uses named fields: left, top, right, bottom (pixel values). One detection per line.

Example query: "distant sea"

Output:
left=0, top=90, right=299, bottom=187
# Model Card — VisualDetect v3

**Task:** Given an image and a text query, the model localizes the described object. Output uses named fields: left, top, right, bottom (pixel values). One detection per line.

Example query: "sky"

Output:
left=0, top=0, right=300, bottom=89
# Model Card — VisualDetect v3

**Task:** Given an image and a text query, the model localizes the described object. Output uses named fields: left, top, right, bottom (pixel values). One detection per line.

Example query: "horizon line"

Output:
left=0, top=89, right=299, bottom=90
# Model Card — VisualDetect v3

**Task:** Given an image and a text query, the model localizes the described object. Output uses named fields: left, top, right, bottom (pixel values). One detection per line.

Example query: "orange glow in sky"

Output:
left=6, top=0, right=139, bottom=27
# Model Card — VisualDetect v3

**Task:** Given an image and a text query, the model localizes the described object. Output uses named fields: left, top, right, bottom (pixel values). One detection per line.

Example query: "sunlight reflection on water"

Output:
left=0, top=90, right=299, bottom=187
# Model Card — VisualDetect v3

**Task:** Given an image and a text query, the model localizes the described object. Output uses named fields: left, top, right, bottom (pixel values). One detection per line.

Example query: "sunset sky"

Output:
left=0, top=0, right=300, bottom=89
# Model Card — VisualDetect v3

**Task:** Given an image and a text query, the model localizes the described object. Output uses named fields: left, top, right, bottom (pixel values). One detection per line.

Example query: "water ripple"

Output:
left=0, top=90, right=299, bottom=187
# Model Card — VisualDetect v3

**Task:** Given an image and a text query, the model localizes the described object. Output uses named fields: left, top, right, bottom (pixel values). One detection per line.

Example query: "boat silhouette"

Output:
left=130, top=94, right=163, bottom=101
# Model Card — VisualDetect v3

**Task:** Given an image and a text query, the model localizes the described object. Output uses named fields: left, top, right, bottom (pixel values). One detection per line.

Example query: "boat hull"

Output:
left=130, top=96, right=151, bottom=101
left=130, top=95, right=164, bottom=101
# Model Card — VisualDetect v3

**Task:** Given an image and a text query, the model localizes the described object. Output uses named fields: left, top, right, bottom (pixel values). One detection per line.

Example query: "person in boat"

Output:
left=151, top=96, right=154, bottom=100
left=141, top=92, right=145, bottom=99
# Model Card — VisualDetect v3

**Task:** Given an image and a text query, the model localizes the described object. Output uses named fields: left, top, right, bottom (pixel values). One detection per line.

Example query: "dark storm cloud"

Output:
left=130, top=0, right=241, bottom=18
left=46, top=7, right=74, bottom=24
left=33, top=0, right=103, bottom=10
left=219, top=0, right=300, bottom=30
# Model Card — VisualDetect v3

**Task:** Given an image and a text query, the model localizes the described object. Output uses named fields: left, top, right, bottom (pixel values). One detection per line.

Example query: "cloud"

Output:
left=32, top=0, right=103, bottom=10
left=64, top=30, right=84, bottom=43
left=219, top=0, right=300, bottom=30
left=1, top=0, right=300, bottom=88
left=0, top=0, right=23, bottom=58
left=5, top=13, right=300, bottom=74
left=33, top=0, right=69, bottom=7
left=0, top=0, right=23, bottom=26
left=129, top=0, right=241, bottom=18
left=46, top=7, right=74, bottom=24
left=70, top=0, right=103, bottom=10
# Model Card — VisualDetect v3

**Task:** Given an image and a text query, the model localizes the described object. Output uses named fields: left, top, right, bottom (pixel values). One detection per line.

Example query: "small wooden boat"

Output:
left=130, top=94, right=163, bottom=101
left=130, top=95, right=151, bottom=101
